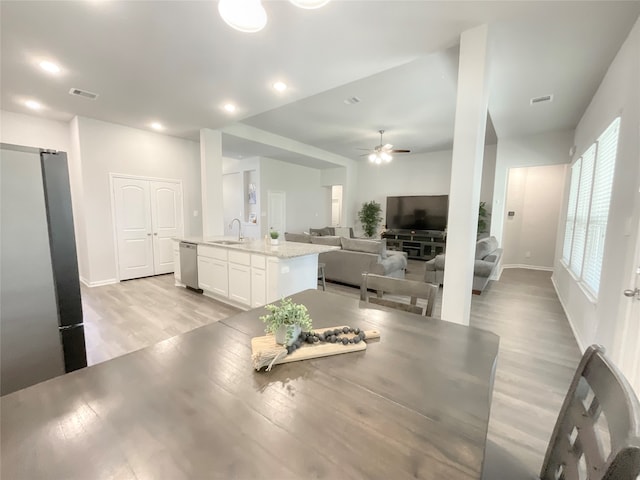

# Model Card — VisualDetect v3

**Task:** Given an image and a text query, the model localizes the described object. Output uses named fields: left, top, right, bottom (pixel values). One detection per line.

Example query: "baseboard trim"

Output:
left=80, top=277, right=118, bottom=288
left=551, top=274, right=586, bottom=353
left=501, top=264, right=554, bottom=272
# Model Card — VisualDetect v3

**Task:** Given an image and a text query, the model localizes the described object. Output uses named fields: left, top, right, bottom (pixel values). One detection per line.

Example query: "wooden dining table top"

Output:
left=1, top=289, right=499, bottom=480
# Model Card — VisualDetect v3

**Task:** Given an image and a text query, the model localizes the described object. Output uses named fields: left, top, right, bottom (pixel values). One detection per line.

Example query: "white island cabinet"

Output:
left=174, top=238, right=337, bottom=311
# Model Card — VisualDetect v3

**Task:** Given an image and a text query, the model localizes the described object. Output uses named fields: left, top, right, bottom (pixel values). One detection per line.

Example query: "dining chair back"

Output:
left=540, top=344, right=640, bottom=480
left=360, top=272, right=438, bottom=317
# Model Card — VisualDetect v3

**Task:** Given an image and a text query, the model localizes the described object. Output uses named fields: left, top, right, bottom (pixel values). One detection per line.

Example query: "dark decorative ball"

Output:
left=313, top=335, right=319, bottom=343
left=318, top=333, right=325, bottom=342
left=324, top=330, right=333, bottom=338
left=333, top=329, right=341, bottom=336
left=359, top=332, right=366, bottom=340
left=295, top=340, right=302, bottom=348
left=342, top=326, right=350, bottom=334
left=329, top=335, right=337, bottom=343
left=286, top=346, right=293, bottom=354
left=300, top=332, right=308, bottom=341
left=341, top=338, right=349, bottom=345
left=306, top=336, right=314, bottom=344
left=354, top=327, right=360, bottom=335
left=353, top=336, right=361, bottom=344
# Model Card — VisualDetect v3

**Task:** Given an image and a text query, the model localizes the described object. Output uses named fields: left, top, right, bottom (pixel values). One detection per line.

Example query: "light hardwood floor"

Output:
left=81, top=262, right=581, bottom=478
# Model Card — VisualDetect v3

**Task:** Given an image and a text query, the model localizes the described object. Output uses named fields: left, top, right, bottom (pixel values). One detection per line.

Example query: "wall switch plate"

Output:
left=508, top=211, right=515, bottom=217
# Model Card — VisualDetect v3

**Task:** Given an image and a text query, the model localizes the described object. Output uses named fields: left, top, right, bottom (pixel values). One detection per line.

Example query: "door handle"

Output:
left=154, top=233, right=158, bottom=236
left=623, top=288, right=640, bottom=299
left=147, top=233, right=151, bottom=236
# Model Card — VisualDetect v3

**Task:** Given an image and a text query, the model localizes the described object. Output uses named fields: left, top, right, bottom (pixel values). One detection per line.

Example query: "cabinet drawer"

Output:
left=198, top=245, right=227, bottom=261
left=228, top=250, right=251, bottom=266
left=251, top=254, right=266, bottom=270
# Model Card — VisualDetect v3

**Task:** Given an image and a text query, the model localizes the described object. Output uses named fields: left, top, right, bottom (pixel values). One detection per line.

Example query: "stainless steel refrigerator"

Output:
left=1, top=143, right=87, bottom=396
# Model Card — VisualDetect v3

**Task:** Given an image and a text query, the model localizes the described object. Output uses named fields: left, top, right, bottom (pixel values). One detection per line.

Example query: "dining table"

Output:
left=1, top=289, right=499, bottom=480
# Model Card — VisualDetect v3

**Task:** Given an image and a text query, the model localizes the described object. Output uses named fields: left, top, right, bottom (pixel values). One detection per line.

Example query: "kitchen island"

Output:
left=173, top=237, right=337, bottom=309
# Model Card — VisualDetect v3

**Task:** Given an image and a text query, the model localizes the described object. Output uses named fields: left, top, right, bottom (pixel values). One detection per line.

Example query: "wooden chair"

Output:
left=360, top=272, right=438, bottom=317
left=483, top=344, right=640, bottom=480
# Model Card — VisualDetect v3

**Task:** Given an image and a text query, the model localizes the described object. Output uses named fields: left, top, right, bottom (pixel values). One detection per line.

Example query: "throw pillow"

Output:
left=340, top=237, right=382, bottom=255
left=475, top=236, right=498, bottom=260
left=309, top=235, right=342, bottom=247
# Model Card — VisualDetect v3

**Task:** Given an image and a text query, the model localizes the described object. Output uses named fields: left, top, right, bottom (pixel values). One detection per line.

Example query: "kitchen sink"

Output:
left=207, top=240, right=243, bottom=245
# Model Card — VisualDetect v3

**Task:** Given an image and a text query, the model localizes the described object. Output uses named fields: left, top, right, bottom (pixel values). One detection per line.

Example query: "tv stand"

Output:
left=382, top=230, right=446, bottom=260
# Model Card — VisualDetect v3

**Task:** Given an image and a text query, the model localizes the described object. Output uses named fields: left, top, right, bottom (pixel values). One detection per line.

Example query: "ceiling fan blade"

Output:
left=382, top=143, right=393, bottom=150
left=391, top=149, right=411, bottom=153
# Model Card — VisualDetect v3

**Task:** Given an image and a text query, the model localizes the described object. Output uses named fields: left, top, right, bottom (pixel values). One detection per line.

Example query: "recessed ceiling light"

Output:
left=39, top=60, right=60, bottom=74
left=289, top=0, right=330, bottom=9
left=150, top=122, right=164, bottom=130
left=273, top=81, right=287, bottom=92
left=224, top=103, right=237, bottom=113
left=218, top=0, right=267, bottom=33
left=25, top=100, right=42, bottom=110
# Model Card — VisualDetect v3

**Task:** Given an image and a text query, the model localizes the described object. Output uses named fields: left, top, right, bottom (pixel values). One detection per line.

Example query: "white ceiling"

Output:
left=2, top=1, right=639, bottom=166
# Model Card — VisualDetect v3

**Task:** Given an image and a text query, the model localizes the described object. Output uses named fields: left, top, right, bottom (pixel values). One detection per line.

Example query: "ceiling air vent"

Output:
left=344, top=96, right=361, bottom=105
left=530, top=94, right=553, bottom=105
left=69, top=88, right=99, bottom=100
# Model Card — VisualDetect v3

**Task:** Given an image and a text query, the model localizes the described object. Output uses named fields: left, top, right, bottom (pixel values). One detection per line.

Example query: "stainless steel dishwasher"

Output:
left=179, top=242, right=201, bottom=291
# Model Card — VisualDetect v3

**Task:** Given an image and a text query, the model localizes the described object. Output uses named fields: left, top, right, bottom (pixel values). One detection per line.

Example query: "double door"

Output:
left=113, top=176, right=183, bottom=280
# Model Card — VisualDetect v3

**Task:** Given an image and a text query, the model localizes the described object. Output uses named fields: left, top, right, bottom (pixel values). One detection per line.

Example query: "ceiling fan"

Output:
left=360, top=130, right=411, bottom=164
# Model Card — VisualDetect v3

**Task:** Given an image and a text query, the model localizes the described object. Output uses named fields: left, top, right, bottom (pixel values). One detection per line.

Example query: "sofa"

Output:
left=284, top=232, right=408, bottom=287
left=424, top=236, right=503, bottom=294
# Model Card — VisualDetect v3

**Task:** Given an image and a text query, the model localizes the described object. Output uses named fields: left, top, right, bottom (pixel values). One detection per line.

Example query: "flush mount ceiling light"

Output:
left=223, top=103, right=237, bottom=113
left=289, top=0, right=330, bottom=9
left=218, top=0, right=267, bottom=33
left=25, top=99, right=42, bottom=110
left=150, top=122, right=164, bottom=130
left=273, top=81, right=287, bottom=92
left=39, top=60, right=61, bottom=74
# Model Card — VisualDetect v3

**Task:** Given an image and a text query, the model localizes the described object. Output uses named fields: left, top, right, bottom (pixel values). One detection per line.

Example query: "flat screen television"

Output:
left=386, top=195, right=449, bottom=232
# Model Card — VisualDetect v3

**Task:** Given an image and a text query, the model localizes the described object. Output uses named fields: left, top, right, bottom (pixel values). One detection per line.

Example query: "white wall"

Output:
left=260, top=157, right=330, bottom=235
left=354, top=146, right=496, bottom=236
left=76, top=117, right=201, bottom=284
left=0, top=110, right=69, bottom=152
left=552, top=18, right=640, bottom=357
left=490, top=129, right=574, bottom=245
left=502, top=164, right=566, bottom=268
left=222, top=156, right=261, bottom=239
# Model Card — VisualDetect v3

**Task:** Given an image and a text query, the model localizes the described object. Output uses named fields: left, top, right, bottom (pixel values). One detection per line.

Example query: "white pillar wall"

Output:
left=441, top=24, right=490, bottom=326
left=200, top=128, right=224, bottom=236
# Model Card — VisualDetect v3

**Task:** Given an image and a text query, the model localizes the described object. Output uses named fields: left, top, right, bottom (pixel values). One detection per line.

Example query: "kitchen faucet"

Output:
left=229, top=218, right=243, bottom=241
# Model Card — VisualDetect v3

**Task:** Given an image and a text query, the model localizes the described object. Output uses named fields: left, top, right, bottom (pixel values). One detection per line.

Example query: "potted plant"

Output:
left=358, top=200, right=383, bottom=238
left=260, top=297, right=313, bottom=346
left=478, top=201, right=490, bottom=234
left=270, top=229, right=280, bottom=245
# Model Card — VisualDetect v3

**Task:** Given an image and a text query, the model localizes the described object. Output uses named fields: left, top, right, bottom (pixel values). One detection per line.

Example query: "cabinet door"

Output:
left=210, top=259, right=229, bottom=298
left=197, top=257, right=213, bottom=291
left=228, top=263, right=251, bottom=306
left=251, top=267, right=266, bottom=308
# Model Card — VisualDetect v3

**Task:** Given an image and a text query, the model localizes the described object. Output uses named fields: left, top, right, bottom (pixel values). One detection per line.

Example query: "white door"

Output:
left=150, top=181, right=183, bottom=275
left=267, top=190, right=286, bottom=235
left=113, top=177, right=154, bottom=280
left=617, top=218, right=640, bottom=395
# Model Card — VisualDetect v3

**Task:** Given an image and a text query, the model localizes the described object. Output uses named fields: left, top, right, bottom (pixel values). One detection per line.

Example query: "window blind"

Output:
left=562, top=159, right=582, bottom=264
left=582, top=117, right=620, bottom=294
left=569, top=145, right=595, bottom=277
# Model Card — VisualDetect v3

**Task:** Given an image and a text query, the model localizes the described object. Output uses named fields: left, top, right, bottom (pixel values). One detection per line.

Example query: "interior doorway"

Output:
left=331, top=185, right=343, bottom=226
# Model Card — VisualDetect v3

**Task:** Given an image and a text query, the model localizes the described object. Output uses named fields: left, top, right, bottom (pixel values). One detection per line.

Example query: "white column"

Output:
left=200, top=128, right=224, bottom=236
left=441, top=24, right=490, bottom=326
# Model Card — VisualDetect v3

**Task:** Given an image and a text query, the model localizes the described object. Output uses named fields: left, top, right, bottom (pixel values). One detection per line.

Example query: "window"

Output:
left=562, top=117, right=620, bottom=297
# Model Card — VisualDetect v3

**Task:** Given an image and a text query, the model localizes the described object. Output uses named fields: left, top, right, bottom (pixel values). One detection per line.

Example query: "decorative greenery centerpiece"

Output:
left=269, top=228, right=280, bottom=245
left=358, top=200, right=383, bottom=238
left=260, top=297, right=312, bottom=346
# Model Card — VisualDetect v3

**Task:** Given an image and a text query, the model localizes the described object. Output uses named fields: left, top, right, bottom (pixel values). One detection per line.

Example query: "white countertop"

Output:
left=174, top=236, right=338, bottom=259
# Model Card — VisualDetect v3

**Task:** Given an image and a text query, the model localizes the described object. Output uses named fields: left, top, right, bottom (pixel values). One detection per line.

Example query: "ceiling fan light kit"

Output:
left=218, top=0, right=329, bottom=33
left=363, top=130, right=410, bottom=165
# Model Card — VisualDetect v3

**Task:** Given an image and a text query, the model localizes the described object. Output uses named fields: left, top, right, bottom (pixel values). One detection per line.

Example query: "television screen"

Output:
left=386, top=195, right=449, bottom=231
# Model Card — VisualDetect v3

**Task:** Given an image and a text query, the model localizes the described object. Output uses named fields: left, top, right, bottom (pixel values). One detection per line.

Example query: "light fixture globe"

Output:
left=289, top=0, right=330, bottom=9
left=218, top=0, right=267, bottom=33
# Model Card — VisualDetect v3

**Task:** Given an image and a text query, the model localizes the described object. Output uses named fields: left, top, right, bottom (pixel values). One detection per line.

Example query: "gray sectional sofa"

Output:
left=424, top=236, right=503, bottom=294
left=284, top=232, right=407, bottom=287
